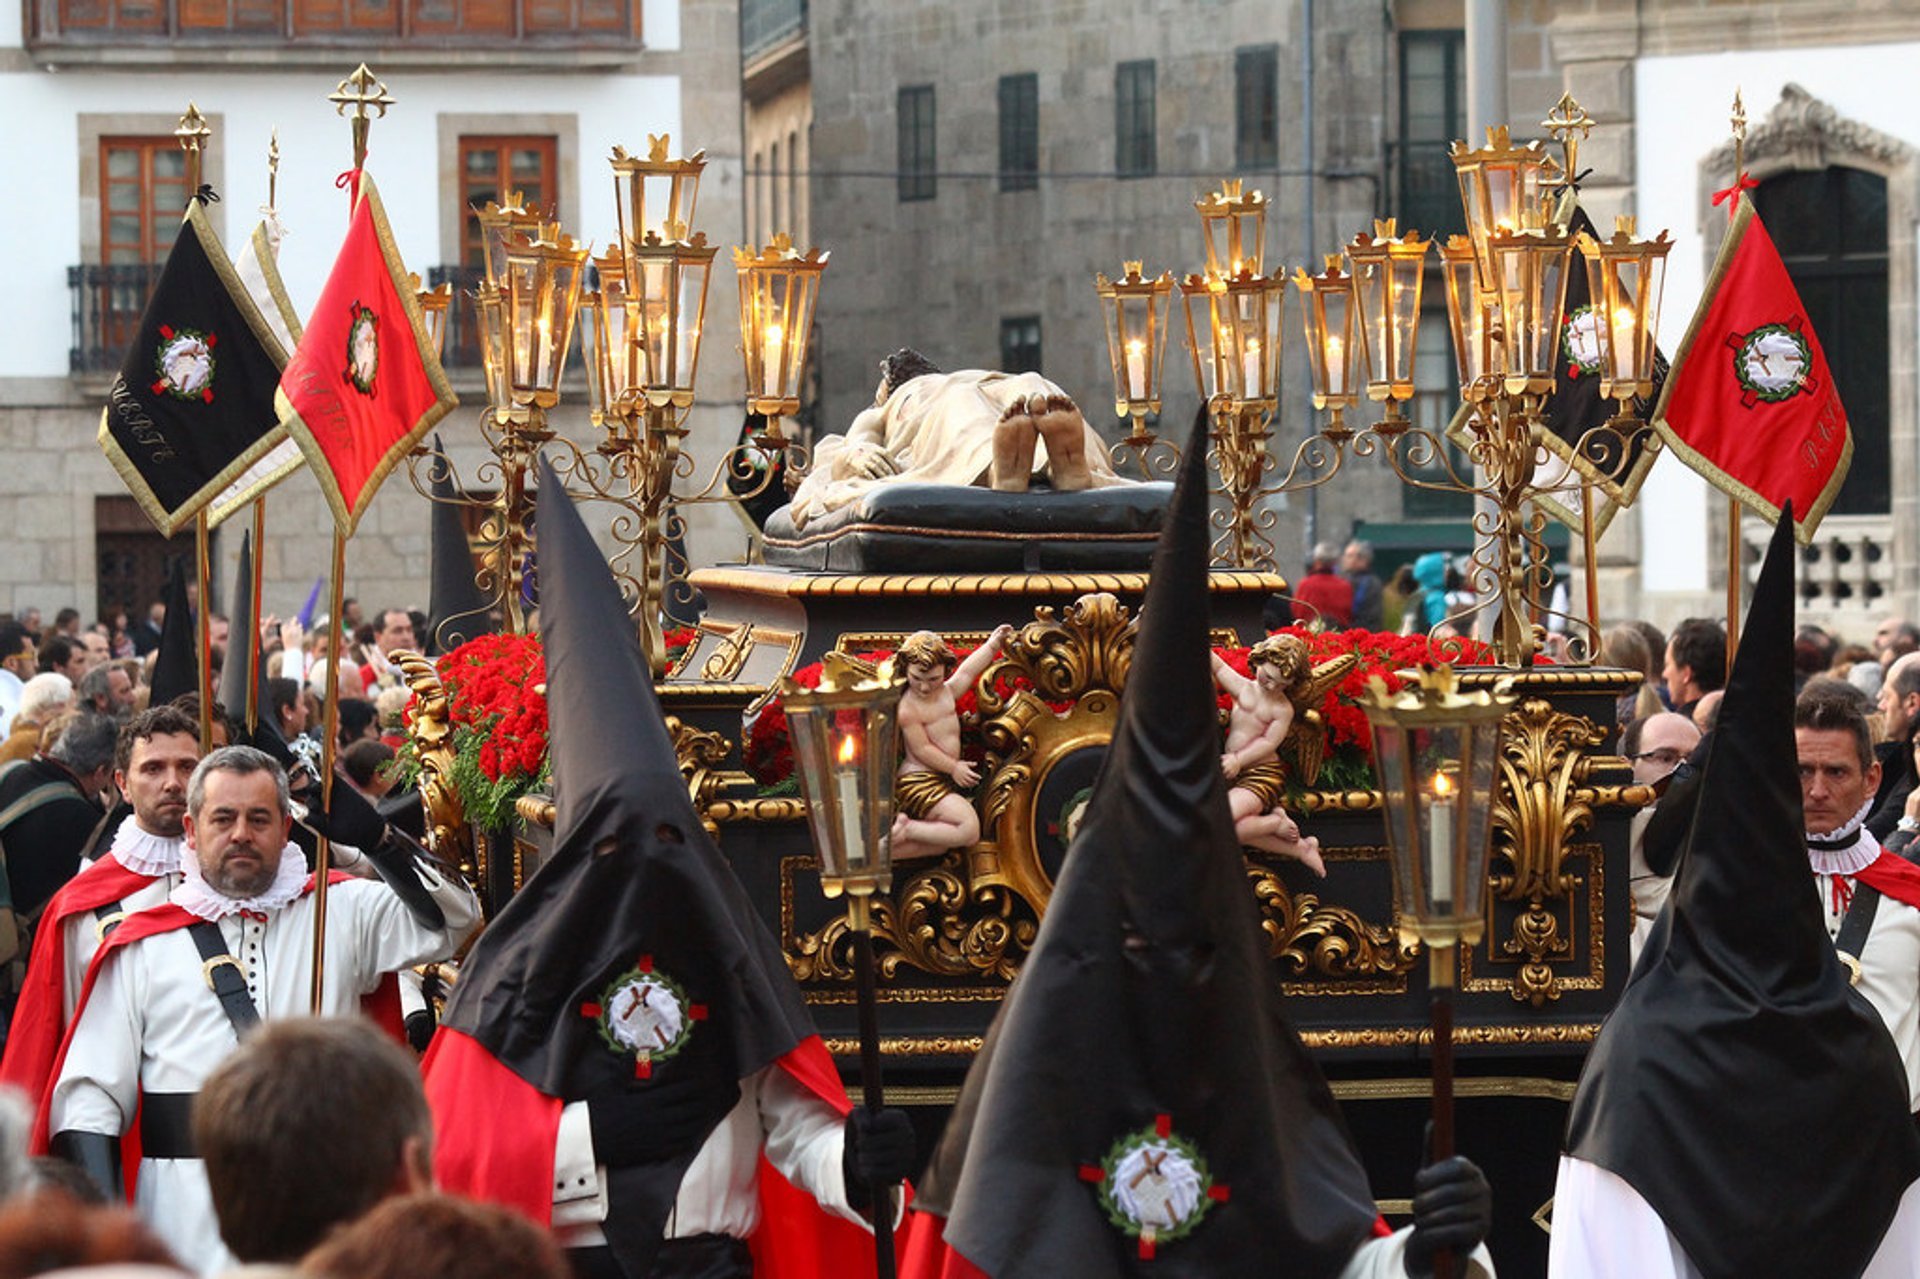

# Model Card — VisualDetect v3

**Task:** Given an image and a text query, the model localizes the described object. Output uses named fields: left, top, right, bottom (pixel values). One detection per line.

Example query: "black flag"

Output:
left=147, top=557, right=197, bottom=708
left=99, top=197, right=292, bottom=537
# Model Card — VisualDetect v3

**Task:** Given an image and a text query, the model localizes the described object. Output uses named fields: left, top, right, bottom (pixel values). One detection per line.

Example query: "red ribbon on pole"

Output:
left=1712, top=172, right=1759, bottom=221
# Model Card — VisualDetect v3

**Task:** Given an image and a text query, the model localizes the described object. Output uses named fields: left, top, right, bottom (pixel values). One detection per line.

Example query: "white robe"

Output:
left=552, top=1064, right=869, bottom=1246
left=1548, top=1156, right=1920, bottom=1278
left=49, top=868, right=479, bottom=1275
left=1813, top=839, right=1920, bottom=1110
left=64, top=821, right=186, bottom=1021
left=1344, top=1230, right=1495, bottom=1279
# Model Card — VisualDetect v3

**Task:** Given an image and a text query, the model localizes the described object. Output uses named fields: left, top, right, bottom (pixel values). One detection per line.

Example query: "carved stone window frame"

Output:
left=1696, top=84, right=1919, bottom=603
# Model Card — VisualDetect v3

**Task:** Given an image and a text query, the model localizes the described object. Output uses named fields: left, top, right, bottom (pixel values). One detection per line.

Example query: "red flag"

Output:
left=276, top=174, right=455, bottom=534
left=1651, top=193, right=1850, bottom=543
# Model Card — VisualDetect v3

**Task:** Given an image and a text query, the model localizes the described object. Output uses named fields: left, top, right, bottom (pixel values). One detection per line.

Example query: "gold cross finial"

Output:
left=1542, top=93, right=1593, bottom=191
left=329, top=64, right=395, bottom=170
left=175, top=103, right=212, bottom=194
left=1731, top=88, right=1747, bottom=144
left=267, top=128, right=280, bottom=209
left=1731, top=88, right=1748, bottom=180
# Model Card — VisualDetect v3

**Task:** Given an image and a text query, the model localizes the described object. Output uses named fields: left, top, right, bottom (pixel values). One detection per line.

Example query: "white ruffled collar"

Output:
left=1807, top=798, right=1881, bottom=878
left=109, top=820, right=185, bottom=879
left=172, top=842, right=309, bottom=921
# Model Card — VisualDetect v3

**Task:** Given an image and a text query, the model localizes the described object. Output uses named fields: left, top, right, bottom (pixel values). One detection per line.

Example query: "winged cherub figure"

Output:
left=1208, top=634, right=1359, bottom=876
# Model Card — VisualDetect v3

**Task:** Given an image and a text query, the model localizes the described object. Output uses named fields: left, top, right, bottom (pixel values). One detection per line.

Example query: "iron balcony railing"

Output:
left=69, top=263, right=164, bottom=375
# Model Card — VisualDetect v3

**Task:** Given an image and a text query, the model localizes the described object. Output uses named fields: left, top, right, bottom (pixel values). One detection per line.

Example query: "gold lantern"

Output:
left=1195, top=179, right=1269, bottom=277
left=496, top=230, right=590, bottom=414
left=1448, top=126, right=1556, bottom=286
left=1577, top=216, right=1674, bottom=418
left=579, top=246, right=644, bottom=434
left=1485, top=224, right=1575, bottom=396
left=474, top=190, right=549, bottom=290
left=1094, top=261, right=1176, bottom=428
left=412, top=275, right=452, bottom=363
left=1180, top=268, right=1284, bottom=410
left=734, top=232, right=830, bottom=443
left=1344, top=220, right=1430, bottom=433
left=611, top=135, right=706, bottom=250
left=1292, top=256, right=1363, bottom=436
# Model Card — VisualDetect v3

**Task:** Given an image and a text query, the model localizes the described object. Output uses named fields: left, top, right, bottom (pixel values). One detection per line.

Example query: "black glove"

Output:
left=299, top=770, right=390, bottom=851
left=587, top=1068, right=740, bottom=1168
left=842, top=1105, right=916, bottom=1210
left=405, top=1009, right=437, bottom=1054
left=1404, top=1154, right=1492, bottom=1277
left=50, top=1130, right=123, bottom=1201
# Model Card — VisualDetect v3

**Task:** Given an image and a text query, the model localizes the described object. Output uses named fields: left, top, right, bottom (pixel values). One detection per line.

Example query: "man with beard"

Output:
left=0, top=705, right=201, bottom=1108
left=44, top=745, right=480, bottom=1271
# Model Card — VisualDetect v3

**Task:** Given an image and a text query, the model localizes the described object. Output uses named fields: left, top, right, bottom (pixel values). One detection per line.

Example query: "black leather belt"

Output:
left=139, top=1091, right=197, bottom=1160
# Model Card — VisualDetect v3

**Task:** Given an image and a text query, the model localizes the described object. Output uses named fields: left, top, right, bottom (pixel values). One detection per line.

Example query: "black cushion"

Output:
left=762, top=482, right=1174, bottom=572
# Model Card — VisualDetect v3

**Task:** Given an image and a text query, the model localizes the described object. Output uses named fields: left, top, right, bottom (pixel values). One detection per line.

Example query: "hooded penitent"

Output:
left=901, top=408, right=1381, bottom=1278
left=1562, top=506, right=1920, bottom=1278
left=424, top=434, right=497, bottom=655
left=422, top=457, right=870, bottom=1278
left=147, top=555, right=198, bottom=708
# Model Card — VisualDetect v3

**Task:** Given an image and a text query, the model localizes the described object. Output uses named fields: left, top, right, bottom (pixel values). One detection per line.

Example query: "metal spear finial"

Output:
left=176, top=102, right=212, bottom=194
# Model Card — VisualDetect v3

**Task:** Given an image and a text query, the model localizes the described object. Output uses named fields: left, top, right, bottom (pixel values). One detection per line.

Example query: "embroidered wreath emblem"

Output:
left=578, top=955, right=706, bottom=1079
left=1561, top=305, right=1602, bottom=380
left=1078, top=1118, right=1230, bottom=1259
left=345, top=302, right=380, bottom=397
left=1729, top=320, right=1812, bottom=407
left=151, top=325, right=216, bottom=403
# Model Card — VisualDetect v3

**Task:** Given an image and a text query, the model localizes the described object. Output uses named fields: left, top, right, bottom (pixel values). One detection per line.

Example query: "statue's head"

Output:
left=896, top=629, right=959, bottom=677
left=1247, top=634, right=1310, bottom=693
left=878, top=348, right=942, bottom=400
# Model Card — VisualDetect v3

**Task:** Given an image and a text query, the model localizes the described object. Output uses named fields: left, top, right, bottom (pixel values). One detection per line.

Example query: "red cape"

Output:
left=425, top=1028, right=900, bottom=1278
left=1, top=855, right=160, bottom=1106
left=30, top=872, right=403, bottom=1163
left=1861, top=850, right=1920, bottom=912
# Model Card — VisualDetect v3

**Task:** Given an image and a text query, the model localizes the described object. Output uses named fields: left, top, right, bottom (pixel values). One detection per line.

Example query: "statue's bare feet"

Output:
left=992, top=400, right=1038, bottom=491
left=1035, top=394, right=1092, bottom=492
left=1238, top=814, right=1327, bottom=877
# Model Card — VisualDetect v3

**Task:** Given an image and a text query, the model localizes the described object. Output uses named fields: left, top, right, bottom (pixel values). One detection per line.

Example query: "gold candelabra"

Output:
left=1097, top=96, right=1672, bottom=667
left=408, top=136, right=821, bottom=674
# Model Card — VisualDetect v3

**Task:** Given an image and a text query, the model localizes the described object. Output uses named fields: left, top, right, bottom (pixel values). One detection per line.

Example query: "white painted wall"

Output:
left=0, top=65, right=684, bottom=378
left=1634, top=42, right=1920, bottom=595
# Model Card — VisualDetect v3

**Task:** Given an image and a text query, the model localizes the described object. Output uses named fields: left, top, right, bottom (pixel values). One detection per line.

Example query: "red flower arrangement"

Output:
left=405, top=633, right=551, bottom=829
left=746, top=628, right=1500, bottom=794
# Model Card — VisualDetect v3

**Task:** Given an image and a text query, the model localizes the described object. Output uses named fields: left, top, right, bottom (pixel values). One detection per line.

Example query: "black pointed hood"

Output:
left=1566, top=506, right=1920, bottom=1279
left=148, top=556, right=197, bottom=708
left=916, top=407, right=1379, bottom=1277
left=217, top=530, right=257, bottom=731
left=426, top=436, right=496, bottom=655
left=434, top=456, right=819, bottom=1276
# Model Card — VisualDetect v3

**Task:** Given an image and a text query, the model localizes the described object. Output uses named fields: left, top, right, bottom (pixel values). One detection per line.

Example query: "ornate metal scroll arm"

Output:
left=391, top=650, right=476, bottom=885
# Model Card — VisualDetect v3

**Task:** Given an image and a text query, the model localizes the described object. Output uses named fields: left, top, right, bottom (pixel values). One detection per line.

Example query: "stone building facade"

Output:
left=0, top=0, right=751, bottom=630
left=774, top=0, right=1920, bottom=634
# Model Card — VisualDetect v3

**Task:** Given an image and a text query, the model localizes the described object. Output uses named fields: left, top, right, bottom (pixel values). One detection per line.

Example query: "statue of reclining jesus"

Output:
left=786, top=349, right=1133, bottom=529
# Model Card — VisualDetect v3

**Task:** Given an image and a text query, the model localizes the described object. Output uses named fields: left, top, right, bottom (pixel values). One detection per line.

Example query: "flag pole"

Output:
left=176, top=103, right=216, bottom=753
left=245, top=135, right=278, bottom=736
left=309, top=65, right=391, bottom=1013
left=1725, top=90, right=1749, bottom=662
left=1581, top=480, right=1602, bottom=637
left=310, top=529, right=346, bottom=1013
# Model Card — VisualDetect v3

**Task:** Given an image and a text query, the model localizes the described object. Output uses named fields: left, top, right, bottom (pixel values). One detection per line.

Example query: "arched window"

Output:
left=1752, top=166, right=1889, bottom=515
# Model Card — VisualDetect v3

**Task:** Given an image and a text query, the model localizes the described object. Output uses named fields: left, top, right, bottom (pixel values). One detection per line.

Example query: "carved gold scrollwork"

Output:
left=975, top=593, right=1136, bottom=715
left=1487, top=697, right=1608, bottom=1006
left=394, top=650, right=477, bottom=885
left=700, top=623, right=755, bottom=682
left=787, top=856, right=1036, bottom=983
left=1246, top=863, right=1421, bottom=983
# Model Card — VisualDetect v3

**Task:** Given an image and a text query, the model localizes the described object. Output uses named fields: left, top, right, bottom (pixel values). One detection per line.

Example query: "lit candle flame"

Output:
left=837, top=734, right=859, bottom=765
left=1432, top=770, right=1454, bottom=798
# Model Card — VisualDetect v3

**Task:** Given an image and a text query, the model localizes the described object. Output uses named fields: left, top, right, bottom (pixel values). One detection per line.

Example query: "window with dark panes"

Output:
left=1753, top=167, right=1890, bottom=515
left=1235, top=45, right=1279, bottom=170
left=458, top=135, right=558, bottom=269
left=898, top=85, right=937, bottom=202
left=1115, top=60, right=1156, bottom=178
left=1397, top=31, right=1465, bottom=238
left=1000, top=315, right=1042, bottom=375
left=999, top=73, right=1038, bottom=192
left=100, top=137, right=188, bottom=265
